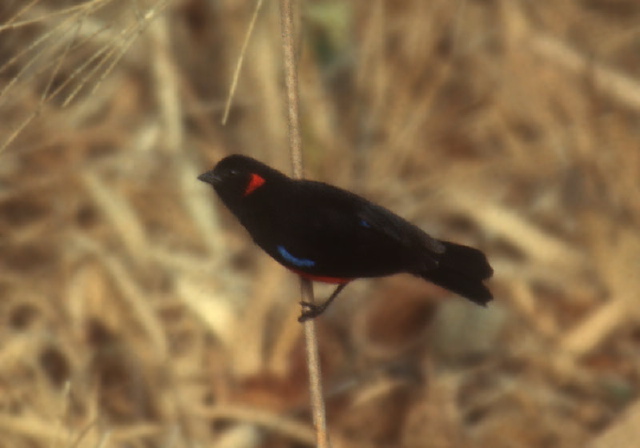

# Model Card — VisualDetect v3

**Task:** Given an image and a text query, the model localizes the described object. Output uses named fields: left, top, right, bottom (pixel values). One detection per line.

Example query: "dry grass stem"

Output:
left=279, top=0, right=331, bottom=446
left=222, top=0, right=265, bottom=125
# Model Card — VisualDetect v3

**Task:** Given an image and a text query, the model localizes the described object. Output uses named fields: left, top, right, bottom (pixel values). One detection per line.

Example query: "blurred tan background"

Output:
left=1, top=1, right=639, bottom=447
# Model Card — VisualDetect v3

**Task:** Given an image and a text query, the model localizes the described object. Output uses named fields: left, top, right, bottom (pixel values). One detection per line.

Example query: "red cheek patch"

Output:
left=244, top=173, right=265, bottom=196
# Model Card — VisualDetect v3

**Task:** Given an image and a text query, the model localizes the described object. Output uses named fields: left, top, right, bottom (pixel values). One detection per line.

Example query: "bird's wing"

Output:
left=294, top=179, right=445, bottom=261
left=356, top=202, right=446, bottom=255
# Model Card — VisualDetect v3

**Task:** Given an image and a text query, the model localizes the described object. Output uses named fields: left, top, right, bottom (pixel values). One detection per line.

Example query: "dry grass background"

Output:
left=0, top=0, right=639, bottom=447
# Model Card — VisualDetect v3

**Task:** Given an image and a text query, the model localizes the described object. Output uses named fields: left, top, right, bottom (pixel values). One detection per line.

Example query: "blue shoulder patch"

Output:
left=277, top=246, right=316, bottom=268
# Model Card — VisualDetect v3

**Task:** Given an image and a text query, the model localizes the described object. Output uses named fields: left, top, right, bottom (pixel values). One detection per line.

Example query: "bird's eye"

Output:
left=229, top=169, right=240, bottom=176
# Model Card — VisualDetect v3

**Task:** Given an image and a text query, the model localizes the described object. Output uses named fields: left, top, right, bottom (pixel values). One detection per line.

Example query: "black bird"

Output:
left=198, top=155, right=493, bottom=321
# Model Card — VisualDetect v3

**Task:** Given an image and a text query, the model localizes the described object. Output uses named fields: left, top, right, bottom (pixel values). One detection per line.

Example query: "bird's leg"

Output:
left=298, top=283, right=348, bottom=322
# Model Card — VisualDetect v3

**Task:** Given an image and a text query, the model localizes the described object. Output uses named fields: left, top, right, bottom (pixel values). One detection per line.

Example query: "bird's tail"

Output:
left=419, top=241, right=493, bottom=306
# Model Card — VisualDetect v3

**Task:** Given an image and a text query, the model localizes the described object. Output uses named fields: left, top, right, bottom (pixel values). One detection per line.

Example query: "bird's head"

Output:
left=198, top=154, right=284, bottom=209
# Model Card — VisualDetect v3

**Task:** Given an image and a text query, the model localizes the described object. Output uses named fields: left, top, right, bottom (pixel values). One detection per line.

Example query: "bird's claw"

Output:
left=298, top=301, right=323, bottom=322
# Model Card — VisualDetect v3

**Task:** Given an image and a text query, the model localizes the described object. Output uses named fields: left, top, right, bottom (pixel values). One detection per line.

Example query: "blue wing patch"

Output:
left=277, top=246, right=316, bottom=268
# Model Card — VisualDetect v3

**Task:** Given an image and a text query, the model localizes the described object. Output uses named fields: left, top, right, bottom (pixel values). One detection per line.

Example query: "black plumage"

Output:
left=198, top=154, right=493, bottom=321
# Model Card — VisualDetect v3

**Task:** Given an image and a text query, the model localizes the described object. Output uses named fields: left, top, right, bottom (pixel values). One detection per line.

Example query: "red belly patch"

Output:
left=288, top=268, right=352, bottom=284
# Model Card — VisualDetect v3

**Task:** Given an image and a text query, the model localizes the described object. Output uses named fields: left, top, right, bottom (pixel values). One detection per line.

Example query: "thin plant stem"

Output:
left=222, top=0, right=264, bottom=125
left=278, top=1, right=331, bottom=447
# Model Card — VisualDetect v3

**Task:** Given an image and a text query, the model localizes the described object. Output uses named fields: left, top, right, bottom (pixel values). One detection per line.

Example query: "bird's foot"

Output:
left=298, top=301, right=326, bottom=322
left=297, top=283, right=349, bottom=322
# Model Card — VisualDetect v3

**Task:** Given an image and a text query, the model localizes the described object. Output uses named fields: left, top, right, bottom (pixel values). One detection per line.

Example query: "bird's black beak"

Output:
left=197, top=171, right=220, bottom=185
